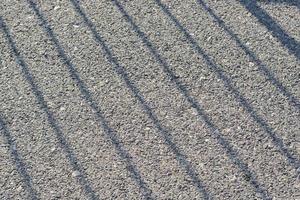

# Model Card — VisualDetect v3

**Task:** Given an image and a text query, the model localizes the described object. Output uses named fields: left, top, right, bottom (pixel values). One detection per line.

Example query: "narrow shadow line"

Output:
left=68, top=0, right=212, bottom=199
left=0, top=114, right=39, bottom=200
left=0, top=16, right=98, bottom=200
left=26, top=1, right=153, bottom=199
left=197, top=0, right=300, bottom=112
left=239, top=0, right=300, bottom=60
left=153, top=0, right=300, bottom=172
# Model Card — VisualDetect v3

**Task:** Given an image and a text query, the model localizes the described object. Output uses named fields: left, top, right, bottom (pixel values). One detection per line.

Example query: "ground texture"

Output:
left=0, top=0, right=299, bottom=199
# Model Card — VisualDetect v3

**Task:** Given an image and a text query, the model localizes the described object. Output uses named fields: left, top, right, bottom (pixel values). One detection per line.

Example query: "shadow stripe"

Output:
left=0, top=16, right=98, bottom=200
left=0, top=114, right=39, bottom=200
left=110, top=0, right=276, bottom=199
left=197, top=0, right=300, bottom=112
left=26, top=1, right=153, bottom=199
left=153, top=0, right=300, bottom=172
left=68, top=0, right=212, bottom=199
left=239, top=0, right=300, bottom=60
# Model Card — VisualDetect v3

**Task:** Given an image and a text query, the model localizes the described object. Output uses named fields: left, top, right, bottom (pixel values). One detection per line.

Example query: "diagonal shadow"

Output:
left=67, top=0, right=212, bottom=199
left=239, top=0, right=300, bottom=60
left=197, top=0, right=300, bottom=112
left=154, top=0, right=300, bottom=172
left=152, top=0, right=300, bottom=172
left=0, top=16, right=98, bottom=200
left=26, top=1, right=153, bottom=199
left=111, top=0, right=273, bottom=199
left=0, top=114, right=39, bottom=200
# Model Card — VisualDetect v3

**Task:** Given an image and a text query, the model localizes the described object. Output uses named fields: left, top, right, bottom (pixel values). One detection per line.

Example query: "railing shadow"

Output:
left=239, top=0, right=300, bottom=60
left=197, top=0, right=300, bottom=112
left=0, top=16, right=98, bottom=200
left=67, top=0, right=212, bottom=199
left=26, top=1, right=153, bottom=199
left=0, top=113, right=39, bottom=200
left=112, top=0, right=300, bottom=198
left=153, top=0, right=300, bottom=171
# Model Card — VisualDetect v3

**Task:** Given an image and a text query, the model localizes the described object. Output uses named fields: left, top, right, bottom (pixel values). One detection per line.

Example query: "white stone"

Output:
left=72, top=170, right=81, bottom=177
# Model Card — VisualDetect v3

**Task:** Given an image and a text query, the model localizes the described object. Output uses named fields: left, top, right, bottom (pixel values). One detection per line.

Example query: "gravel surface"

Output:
left=0, top=0, right=299, bottom=199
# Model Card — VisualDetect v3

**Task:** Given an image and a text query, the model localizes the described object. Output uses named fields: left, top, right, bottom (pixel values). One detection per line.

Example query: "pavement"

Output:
left=0, top=0, right=299, bottom=199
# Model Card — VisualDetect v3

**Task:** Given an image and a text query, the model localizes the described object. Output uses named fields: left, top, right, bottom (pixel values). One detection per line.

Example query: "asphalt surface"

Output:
left=0, top=0, right=299, bottom=199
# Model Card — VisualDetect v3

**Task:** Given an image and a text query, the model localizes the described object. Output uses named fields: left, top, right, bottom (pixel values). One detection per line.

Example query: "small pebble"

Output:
left=229, top=175, right=237, bottom=182
left=50, top=147, right=56, bottom=153
left=198, top=162, right=205, bottom=168
left=190, top=108, right=198, bottom=115
left=72, top=170, right=81, bottom=177
left=27, top=145, right=32, bottom=152
left=50, top=190, right=61, bottom=198
left=224, top=128, right=231, bottom=133
left=199, top=76, right=206, bottom=81
left=16, top=186, right=23, bottom=192
left=296, top=167, right=300, bottom=174
left=98, top=81, right=105, bottom=87
left=50, top=190, right=56, bottom=194
left=206, top=36, right=212, bottom=42
left=268, top=34, right=274, bottom=40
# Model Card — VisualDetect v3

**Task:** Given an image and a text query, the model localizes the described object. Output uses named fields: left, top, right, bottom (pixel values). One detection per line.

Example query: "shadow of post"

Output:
left=239, top=0, right=300, bottom=60
left=0, top=16, right=98, bottom=200
left=25, top=1, right=153, bottom=199
left=67, top=0, right=212, bottom=199
left=0, top=114, right=39, bottom=200
left=197, top=0, right=300, bottom=112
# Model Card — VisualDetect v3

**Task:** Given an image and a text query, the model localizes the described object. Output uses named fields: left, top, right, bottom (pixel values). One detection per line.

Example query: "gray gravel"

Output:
left=0, top=0, right=299, bottom=199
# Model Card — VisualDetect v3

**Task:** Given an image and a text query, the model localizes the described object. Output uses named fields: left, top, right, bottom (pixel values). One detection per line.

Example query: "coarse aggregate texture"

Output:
left=0, top=0, right=299, bottom=199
